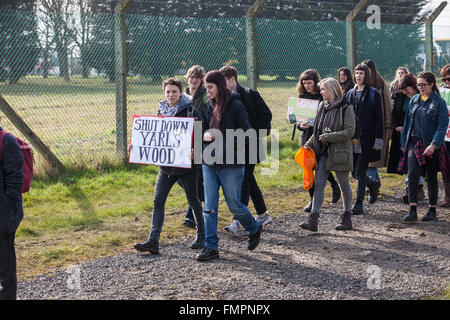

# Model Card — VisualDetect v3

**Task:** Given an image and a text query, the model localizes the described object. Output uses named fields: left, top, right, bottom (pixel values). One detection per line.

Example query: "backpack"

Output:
left=244, top=88, right=272, bottom=135
left=0, top=130, right=34, bottom=193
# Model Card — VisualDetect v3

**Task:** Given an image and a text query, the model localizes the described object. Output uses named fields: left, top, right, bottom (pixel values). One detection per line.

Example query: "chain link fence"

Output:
left=1, top=7, right=449, bottom=172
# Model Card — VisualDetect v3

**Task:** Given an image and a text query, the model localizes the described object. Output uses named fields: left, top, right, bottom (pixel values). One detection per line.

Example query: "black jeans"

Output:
left=407, top=142, right=439, bottom=205
left=149, top=169, right=203, bottom=243
left=353, top=153, right=370, bottom=203
left=240, top=164, right=267, bottom=215
left=0, top=232, right=16, bottom=300
left=182, top=170, right=204, bottom=223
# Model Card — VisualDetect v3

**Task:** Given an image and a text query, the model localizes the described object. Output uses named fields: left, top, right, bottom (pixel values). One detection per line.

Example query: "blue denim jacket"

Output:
left=400, top=92, right=449, bottom=149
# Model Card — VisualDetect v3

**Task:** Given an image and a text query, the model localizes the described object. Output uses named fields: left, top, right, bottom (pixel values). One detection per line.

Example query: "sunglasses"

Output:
left=417, top=83, right=430, bottom=88
left=443, top=77, right=450, bottom=82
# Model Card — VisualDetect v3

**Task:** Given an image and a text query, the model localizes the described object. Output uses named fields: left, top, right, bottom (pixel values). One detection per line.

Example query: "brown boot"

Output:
left=300, top=212, right=319, bottom=232
left=440, top=182, right=450, bottom=207
left=335, top=212, right=353, bottom=231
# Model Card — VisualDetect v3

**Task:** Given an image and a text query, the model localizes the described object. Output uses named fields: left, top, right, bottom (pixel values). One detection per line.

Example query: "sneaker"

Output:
left=256, top=212, right=272, bottom=227
left=196, top=247, right=219, bottom=261
left=224, top=220, right=241, bottom=237
left=248, top=223, right=263, bottom=251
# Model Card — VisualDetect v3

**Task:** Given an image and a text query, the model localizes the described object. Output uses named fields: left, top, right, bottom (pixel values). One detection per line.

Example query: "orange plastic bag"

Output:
left=295, top=146, right=316, bottom=190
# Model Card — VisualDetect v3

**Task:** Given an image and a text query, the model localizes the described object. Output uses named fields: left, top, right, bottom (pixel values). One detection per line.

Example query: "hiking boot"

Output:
left=331, top=181, right=341, bottom=203
left=351, top=201, right=364, bottom=215
left=300, top=212, right=319, bottom=232
left=248, top=223, right=263, bottom=251
left=367, top=178, right=381, bottom=204
left=440, top=182, right=450, bottom=207
left=256, top=212, right=272, bottom=228
left=335, top=212, right=353, bottom=231
left=421, top=208, right=437, bottom=221
left=182, top=219, right=196, bottom=229
left=190, top=230, right=205, bottom=249
left=134, top=240, right=159, bottom=254
left=403, top=206, right=417, bottom=222
left=196, top=247, right=219, bottom=261
left=224, top=220, right=241, bottom=237
left=304, top=201, right=313, bottom=213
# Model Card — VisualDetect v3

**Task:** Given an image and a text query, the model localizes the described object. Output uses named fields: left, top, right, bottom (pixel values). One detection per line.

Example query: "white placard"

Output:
left=129, top=115, right=194, bottom=168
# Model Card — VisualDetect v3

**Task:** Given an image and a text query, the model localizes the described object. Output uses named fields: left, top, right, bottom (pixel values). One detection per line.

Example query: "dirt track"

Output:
left=18, top=189, right=449, bottom=300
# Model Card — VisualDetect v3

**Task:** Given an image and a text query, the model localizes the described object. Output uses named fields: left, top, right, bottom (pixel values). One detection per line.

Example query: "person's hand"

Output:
left=289, top=114, right=296, bottom=124
left=395, top=126, right=403, bottom=133
left=204, top=132, right=215, bottom=142
left=128, top=144, right=133, bottom=153
left=386, top=128, right=393, bottom=141
left=300, top=122, right=310, bottom=130
left=423, top=144, right=436, bottom=157
left=319, top=134, right=327, bottom=142
left=352, top=138, right=359, bottom=146
left=304, top=145, right=312, bottom=151
left=401, top=147, right=407, bottom=153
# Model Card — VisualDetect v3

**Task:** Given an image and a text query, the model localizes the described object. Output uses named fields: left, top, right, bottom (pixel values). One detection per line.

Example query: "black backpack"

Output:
left=243, top=88, right=272, bottom=135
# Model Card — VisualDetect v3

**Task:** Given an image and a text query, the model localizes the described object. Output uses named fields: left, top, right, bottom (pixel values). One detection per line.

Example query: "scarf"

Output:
left=313, top=97, right=343, bottom=156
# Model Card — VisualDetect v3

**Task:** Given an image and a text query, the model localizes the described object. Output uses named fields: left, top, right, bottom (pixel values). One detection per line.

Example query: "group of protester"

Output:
left=1, top=63, right=449, bottom=300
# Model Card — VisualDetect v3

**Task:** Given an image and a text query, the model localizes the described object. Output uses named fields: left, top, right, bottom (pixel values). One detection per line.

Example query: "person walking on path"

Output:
left=291, top=69, right=341, bottom=213
left=347, top=63, right=384, bottom=215
left=133, top=78, right=205, bottom=254
left=301, top=78, right=356, bottom=232
left=219, top=65, right=273, bottom=237
left=0, top=125, right=24, bottom=300
left=181, top=65, right=208, bottom=229
left=362, top=60, right=393, bottom=204
left=400, top=72, right=449, bottom=222
left=196, top=71, right=263, bottom=261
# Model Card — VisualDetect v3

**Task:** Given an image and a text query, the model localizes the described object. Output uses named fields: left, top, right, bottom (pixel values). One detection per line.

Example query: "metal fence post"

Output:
left=245, top=0, right=267, bottom=90
left=115, top=0, right=134, bottom=161
left=425, top=1, right=447, bottom=72
left=346, top=0, right=370, bottom=69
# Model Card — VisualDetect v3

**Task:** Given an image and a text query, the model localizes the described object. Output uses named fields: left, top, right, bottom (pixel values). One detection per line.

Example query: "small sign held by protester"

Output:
left=129, top=115, right=194, bottom=168
left=287, top=97, right=319, bottom=125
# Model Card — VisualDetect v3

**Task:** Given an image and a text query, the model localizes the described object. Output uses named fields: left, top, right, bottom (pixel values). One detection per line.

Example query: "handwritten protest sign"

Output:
left=287, top=97, right=319, bottom=125
left=129, top=115, right=194, bottom=168
left=440, top=88, right=450, bottom=142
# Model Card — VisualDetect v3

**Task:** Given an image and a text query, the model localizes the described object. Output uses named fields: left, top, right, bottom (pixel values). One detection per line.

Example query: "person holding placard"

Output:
left=400, top=72, right=448, bottom=222
left=133, top=78, right=205, bottom=254
left=301, top=78, right=355, bottom=232
left=346, top=63, right=384, bottom=215
left=291, top=69, right=341, bottom=213
left=196, top=71, right=262, bottom=262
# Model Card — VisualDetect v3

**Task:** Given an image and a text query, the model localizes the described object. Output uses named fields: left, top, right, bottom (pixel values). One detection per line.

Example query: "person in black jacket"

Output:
left=133, top=78, right=205, bottom=254
left=219, top=65, right=272, bottom=237
left=346, top=63, right=384, bottom=215
left=181, top=65, right=208, bottom=229
left=291, top=69, right=341, bottom=212
left=196, top=71, right=263, bottom=261
left=0, top=125, right=24, bottom=300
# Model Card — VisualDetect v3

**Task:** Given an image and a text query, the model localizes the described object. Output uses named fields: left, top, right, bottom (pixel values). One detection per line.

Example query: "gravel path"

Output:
left=18, top=190, right=449, bottom=300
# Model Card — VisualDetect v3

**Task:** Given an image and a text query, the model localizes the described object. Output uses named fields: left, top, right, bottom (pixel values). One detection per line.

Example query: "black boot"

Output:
left=191, top=210, right=205, bottom=249
left=331, top=180, right=341, bottom=204
left=421, top=207, right=437, bottom=221
left=335, top=212, right=353, bottom=231
left=248, top=223, right=263, bottom=251
left=134, top=239, right=159, bottom=254
left=351, top=201, right=364, bottom=215
left=367, top=178, right=381, bottom=204
left=300, top=212, right=319, bottom=232
left=403, top=206, right=418, bottom=222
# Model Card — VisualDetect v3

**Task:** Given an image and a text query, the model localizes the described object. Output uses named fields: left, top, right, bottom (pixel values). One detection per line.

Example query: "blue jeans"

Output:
left=202, top=165, right=259, bottom=250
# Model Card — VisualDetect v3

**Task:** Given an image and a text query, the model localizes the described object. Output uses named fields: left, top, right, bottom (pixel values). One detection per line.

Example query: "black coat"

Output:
left=203, top=92, right=251, bottom=167
left=236, top=84, right=272, bottom=163
left=0, top=128, right=24, bottom=234
left=347, top=86, right=384, bottom=162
